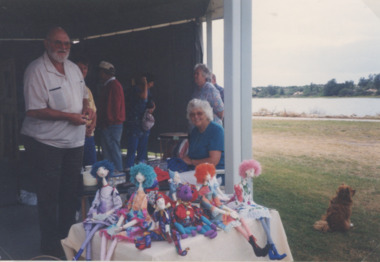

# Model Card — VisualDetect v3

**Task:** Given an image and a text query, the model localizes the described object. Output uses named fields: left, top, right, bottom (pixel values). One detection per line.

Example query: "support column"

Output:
left=224, top=0, right=252, bottom=193
left=206, top=12, right=213, bottom=71
left=241, top=0, right=253, bottom=160
left=224, top=0, right=241, bottom=193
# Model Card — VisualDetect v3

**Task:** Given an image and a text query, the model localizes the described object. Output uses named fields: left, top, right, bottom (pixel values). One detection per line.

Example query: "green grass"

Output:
left=251, top=119, right=380, bottom=261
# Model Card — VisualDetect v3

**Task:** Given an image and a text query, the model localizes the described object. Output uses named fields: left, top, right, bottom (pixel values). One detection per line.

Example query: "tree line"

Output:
left=253, top=74, right=380, bottom=97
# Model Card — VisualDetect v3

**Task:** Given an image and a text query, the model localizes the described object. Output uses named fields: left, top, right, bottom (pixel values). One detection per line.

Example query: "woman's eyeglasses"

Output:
left=190, top=111, right=204, bottom=117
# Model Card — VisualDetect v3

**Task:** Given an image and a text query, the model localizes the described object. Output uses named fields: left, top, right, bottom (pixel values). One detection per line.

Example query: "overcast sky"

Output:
left=204, top=0, right=380, bottom=87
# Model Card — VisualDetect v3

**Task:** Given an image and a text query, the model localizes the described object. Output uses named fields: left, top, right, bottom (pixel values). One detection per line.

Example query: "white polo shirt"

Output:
left=21, top=52, right=88, bottom=148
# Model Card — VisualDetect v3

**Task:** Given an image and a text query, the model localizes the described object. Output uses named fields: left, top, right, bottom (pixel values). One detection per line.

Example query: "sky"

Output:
left=203, top=0, right=380, bottom=87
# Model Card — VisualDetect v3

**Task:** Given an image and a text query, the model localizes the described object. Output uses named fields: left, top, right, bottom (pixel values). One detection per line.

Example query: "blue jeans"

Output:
left=83, top=136, right=97, bottom=166
left=125, top=127, right=150, bottom=168
left=99, top=124, right=123, bottom=171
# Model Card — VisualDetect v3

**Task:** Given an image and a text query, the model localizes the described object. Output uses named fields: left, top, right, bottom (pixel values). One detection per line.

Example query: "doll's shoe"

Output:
left=210, top=223, right=217, bottom=230
left=191, top=230, right=197, bottom=237
left=134, top=237, right=147, bottom=250
left=181, top=233, right=188, bottom=239
left=248, top=235, right=268, bottom=257
left=208, top=230, right=218, bottom=239
left=196, top=225, right=202, bottom=232
left=268, top=244, right=287, bottom=260
left=204, top=230, right=212, bottom=237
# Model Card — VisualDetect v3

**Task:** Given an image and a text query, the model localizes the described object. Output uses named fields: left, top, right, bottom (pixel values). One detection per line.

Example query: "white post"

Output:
left=224, top=0, right=241, bottom=193
left=241, top=0, right=252, bottom=160
left=206, top=12, right=213, bottom=71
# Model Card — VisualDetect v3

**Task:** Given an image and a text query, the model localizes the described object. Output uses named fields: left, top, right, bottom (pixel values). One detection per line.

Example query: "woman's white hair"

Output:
left=186, top=98, right=214, bottom=121
left=194, top=63, right=211, bottom=82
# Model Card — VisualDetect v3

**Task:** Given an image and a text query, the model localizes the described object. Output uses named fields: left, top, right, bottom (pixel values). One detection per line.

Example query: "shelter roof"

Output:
left=0, top=0, right=222, bottom=40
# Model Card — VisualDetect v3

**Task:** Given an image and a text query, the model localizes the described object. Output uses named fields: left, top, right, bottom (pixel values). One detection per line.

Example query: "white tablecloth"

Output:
left=62, top=210, right=293, bottom=261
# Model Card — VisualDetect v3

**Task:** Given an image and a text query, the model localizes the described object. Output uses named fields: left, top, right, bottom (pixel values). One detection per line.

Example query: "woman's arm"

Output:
left=182, top=150, right=221, bottom=167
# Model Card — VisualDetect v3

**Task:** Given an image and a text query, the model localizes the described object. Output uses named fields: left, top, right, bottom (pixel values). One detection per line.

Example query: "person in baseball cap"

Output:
left=99, top=61, right=115, bottom=75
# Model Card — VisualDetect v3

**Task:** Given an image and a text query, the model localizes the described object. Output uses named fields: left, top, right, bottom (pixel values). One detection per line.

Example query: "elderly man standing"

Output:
left=97, top=61, right=125, bottom=172
left=20, top=27, right=94, bottom=256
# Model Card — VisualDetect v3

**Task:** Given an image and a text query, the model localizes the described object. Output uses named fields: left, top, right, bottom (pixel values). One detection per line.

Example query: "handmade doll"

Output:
left=99, top=163, right=156, bottom=261
left=73, top=160, right=123, bottom=261
left=168, top=170, right=182, bottom=201
left=209, top=175, right=230, bottom=202
left=134, top=192, right=189, bottom=256
left=172, top=183, right=218, bottom=239
left=194, top=163, right=269, bottom=257
left=228, top=159, right=286, bottom=260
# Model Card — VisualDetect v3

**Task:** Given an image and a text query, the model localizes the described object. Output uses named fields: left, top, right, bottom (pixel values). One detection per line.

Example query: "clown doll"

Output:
left=194, top=163, right=269, bottom=258
left=228, top=159, right=286, bottom=260
left=135, top=191, right=189, bottom=256
left=73, top=160, right=122, bottom=261
left=172, top=183, right=218, bottom=239
left=99, top=163, right=156, bottom=261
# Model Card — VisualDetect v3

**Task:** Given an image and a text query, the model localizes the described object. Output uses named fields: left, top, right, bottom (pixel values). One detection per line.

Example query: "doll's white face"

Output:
left=246, top=169, right=255, bottom=178
left=173, top=172, right=181, bottom=183
left=156, top=198, right=165, bottom=210
left=97, top=167, right=109, bottom=178
left=136, top=172, right=146, bottom=183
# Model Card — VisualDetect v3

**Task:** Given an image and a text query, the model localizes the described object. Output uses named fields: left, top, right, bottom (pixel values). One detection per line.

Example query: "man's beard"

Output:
left=47, top=48, right=70, bottom=63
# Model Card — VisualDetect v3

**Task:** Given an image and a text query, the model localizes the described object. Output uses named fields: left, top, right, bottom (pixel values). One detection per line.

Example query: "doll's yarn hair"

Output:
left=239, top=159, right=262, bottom=179
left=90, top=160, right=115, bottom=180
left=194, top=163, right=216, bottom=184
left=129, top=163, right=157, bottom=188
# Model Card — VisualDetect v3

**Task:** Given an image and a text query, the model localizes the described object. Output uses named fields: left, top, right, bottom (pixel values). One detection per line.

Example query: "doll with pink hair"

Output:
left=228, top=159, right=286, bottom=260
left=194, top=163, right=269, bottom=258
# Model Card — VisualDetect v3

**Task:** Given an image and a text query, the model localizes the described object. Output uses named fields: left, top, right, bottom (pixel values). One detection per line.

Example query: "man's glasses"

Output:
left=49, top=40, right=71, bottom=48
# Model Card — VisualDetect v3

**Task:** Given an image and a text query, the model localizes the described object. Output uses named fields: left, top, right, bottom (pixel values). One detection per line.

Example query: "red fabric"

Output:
left=175, top=204, right=195, bottom=220
left=98, top=78, right=126, bottom=127
left=234, top=185, right=244, bottom=202
left=154, top=167, right=170, bottom=182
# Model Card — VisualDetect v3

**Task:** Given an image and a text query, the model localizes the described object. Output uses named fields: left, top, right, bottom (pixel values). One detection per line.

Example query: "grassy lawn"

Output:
left=251, top=119, right=380, bottom=261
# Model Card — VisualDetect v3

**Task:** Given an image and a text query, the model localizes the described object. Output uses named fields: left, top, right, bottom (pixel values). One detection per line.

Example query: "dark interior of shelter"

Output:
left=0, top=4, right=212, bottom=258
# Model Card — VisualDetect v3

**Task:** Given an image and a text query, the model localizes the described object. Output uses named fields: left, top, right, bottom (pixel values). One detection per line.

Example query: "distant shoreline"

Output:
left=252, top=115, right=380, bottom=122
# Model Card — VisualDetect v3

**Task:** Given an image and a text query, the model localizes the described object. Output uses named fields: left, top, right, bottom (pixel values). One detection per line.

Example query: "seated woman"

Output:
left=181, top=98, right=225, bottom=172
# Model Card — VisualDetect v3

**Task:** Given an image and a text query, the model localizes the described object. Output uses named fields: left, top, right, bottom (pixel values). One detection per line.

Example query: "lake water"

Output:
left=252, top=97, right=380, bottom=117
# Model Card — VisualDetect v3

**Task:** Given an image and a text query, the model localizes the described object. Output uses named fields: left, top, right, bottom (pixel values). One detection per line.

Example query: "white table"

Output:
left=62, top=210, right=293, bottom=261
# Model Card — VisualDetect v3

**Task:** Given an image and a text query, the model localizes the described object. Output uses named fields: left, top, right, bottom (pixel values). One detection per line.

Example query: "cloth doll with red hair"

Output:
left=228, top=159, right=286, bottom=260
left=194, top=163, right=269, bottom=257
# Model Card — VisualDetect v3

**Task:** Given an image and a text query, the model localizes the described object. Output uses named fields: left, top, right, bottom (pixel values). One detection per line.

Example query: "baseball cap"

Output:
left=99, top=61, right=115, bottom=75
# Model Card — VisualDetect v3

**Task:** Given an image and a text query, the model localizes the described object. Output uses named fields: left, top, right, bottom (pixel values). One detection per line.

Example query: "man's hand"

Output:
left=69, top=113, right=87, bottom=126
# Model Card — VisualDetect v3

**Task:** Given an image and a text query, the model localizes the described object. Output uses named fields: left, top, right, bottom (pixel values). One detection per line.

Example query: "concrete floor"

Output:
left=0, top=204, right=68, bottom=260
